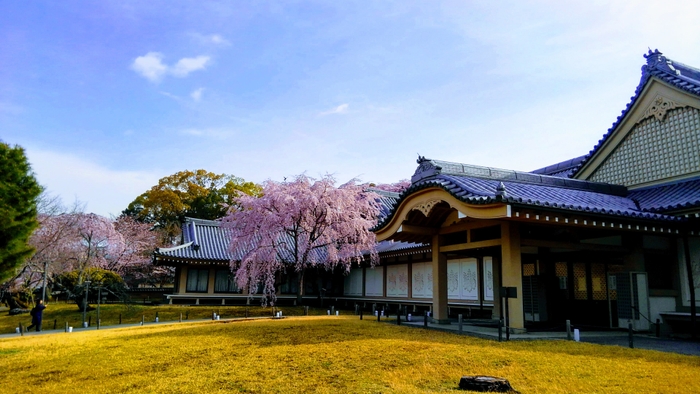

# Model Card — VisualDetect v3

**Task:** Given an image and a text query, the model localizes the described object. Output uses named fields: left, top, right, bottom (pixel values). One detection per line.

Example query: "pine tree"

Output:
left=0, top=142, right=42, bottom=282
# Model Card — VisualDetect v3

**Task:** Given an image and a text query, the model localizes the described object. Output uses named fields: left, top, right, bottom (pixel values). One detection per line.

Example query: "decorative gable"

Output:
left=574, top=50, right=700, bottom=188
left=588, top=106, right=700, bottom=187
left=642, top=95, right=681, bottom=122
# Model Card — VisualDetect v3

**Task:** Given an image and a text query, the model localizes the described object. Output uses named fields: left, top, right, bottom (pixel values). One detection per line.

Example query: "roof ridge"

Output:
left=184, top=217, right=221, bottom=226
left=156, top=242, right=194, bottom=253
left=412, top=157, right=627, bottom=196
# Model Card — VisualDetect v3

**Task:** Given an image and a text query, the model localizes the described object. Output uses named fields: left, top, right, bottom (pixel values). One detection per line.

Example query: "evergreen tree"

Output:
left=0, top=142, right=42, bottom=282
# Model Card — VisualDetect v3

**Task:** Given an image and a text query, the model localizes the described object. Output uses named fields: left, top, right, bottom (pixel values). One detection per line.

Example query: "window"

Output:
left=186, top=268, right=209, bottom=292
left=214, top=269, right=239, bottom=293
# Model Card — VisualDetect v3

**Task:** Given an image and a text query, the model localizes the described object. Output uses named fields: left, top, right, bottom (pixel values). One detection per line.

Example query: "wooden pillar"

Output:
left=501, top=222, right=524, bottom=331
left=431, top=235, right=450, bottom=324
left=207, top=267, right=216, bottom=294
left=492, top=257, right=502, bottom=320
left=178, top=267, right=188, bottom=294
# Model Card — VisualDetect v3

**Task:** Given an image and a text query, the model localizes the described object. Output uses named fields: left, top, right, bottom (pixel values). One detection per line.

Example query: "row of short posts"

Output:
left=564, top=319, right=639, bottom=349
left=20, top=310, right=195, bottom=335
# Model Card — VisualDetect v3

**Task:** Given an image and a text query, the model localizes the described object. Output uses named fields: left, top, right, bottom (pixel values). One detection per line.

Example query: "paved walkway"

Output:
left=397, top=318, right=700, bottom=356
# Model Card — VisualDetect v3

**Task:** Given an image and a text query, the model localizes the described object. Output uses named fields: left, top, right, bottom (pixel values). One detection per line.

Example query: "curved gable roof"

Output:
left=376, top=157, right=681, bottom=233
left=571, top=49, right=700, bottom=179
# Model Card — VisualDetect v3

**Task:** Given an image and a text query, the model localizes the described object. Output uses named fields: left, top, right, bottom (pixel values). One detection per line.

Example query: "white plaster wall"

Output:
left=650, top=296, right=677, bottom=322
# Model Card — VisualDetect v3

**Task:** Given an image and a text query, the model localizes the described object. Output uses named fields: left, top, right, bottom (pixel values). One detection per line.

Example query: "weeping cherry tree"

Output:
left=222, top=174, right=380, bottom=305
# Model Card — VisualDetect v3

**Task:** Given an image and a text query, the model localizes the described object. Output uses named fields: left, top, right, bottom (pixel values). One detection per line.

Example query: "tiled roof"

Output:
left=154, top=217, right=232, bottom=262
left=377, top=157, right=682, bottom=230
left=628, top=177, right=700, bottom=213
left=531, top=155, right=586, bottom=178
left=571, top=49, right=700, bottom=178
left=368, top=188, right=401, bottom=218
left=155, top=190, right=424, bottom=264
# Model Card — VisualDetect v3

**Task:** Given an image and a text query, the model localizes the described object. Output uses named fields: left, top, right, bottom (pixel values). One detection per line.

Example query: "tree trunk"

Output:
left=296, top=269, right=305, bottom=306
left=77, top=298, right=90, bottom=312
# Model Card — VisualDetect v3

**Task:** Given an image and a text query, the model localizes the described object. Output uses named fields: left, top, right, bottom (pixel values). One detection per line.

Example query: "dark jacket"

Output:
left=31, top=304, right=46, bottom=324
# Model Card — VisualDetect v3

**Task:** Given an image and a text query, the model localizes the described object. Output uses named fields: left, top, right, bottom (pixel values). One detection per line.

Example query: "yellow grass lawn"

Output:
left=0, top=316, right=698, bottom=393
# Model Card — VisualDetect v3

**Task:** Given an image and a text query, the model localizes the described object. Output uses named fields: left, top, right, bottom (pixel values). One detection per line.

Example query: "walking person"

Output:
left=27, top=299, right=46, bottom=332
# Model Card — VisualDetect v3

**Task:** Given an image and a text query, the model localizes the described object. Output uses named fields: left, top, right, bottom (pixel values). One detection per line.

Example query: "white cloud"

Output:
left=160, top=91, right=181, bottom=101
left=171, top=56, right=211, bottom=77
left=130, top=52, right=168, bottom=82
left=319, top=103, right=349, bottom=116
left=181, top=128, right=203, bottom=136
left=191, top=88, right=204, bottom=102
left=25, top=148, right=160, bottom=218
left=190, top=32, right=231, bottom=46
left=131, top=53, right=211, bottom=82
left=179, top=127, right=235, bottom=139
left=209, top=34, right=230, bottom=45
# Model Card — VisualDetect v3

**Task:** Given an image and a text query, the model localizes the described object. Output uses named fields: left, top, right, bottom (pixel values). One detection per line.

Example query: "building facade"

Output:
left=155, top=50, right=700, bottom=333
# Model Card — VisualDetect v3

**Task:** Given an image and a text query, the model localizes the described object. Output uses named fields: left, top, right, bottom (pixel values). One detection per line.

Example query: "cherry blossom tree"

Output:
left=371, top=179, right=411, bottom=193
left=222, top=174, right=380, bottom=305
left=0, top=195, right=82, bottom=309
left=2, top=207, right=160, bottom=310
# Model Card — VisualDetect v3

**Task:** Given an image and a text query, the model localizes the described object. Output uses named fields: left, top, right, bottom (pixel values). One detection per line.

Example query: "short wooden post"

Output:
left=331, top=306, right=335, bottom=315
left=141, top=315, right=145, bottom=325
left=377, top=310, right=381, bottom=322
left=88, top=315, right=92, bottom=327
left=498, top=318, right=503, bottom=342
left=397, top=313, right=401, bottom=326
left=566, top=320, right=572, bottom=341
left=19, top=322, right=24, bottom=336
left=119, top=314, right=122, bottom=324
left=628, top=320, right=634, bottom=349
left=65, top=322, right=68, bottom=333
left=458, top=314, right=463, bottom=333
left=245, top=308, right=249, bottom=318
left=656, top=318, right=661, bottom=337
left=53, top=319, right=57, bottom=330
left=423, top=311, right=428, bottom=327
left=360, top=309, right=363, bottom=320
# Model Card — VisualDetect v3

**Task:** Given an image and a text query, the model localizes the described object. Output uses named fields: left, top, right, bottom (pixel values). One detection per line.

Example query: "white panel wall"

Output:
left=461, top=258, right=479, bottom=300
left=365, top=267, right=384, bottom=297
left=483, top=256, right=494, bottom=301
left=386, top=264, right=409, bottom=297
left=412, top=262, right=433, bottom=298
left=448, top=258, right=479, bottom=300
left=343, top=268, right=363, bottom=296
left=650, top=296, right=676, bottom=323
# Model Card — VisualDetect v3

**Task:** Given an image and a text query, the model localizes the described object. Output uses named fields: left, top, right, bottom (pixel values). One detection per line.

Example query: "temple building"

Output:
left=154, top=50, right=700, bottom=333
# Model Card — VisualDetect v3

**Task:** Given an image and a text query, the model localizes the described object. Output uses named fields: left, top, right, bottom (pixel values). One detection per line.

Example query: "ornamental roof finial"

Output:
left=644, top=49, right=664, bottom=67
left=417, top=154, right=430, bottom=164
left=495, top=182, right=508, bottom=199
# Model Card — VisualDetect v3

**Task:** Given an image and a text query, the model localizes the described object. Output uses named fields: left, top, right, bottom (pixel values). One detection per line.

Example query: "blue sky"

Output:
left=3, top=1, right=700, bottom=217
